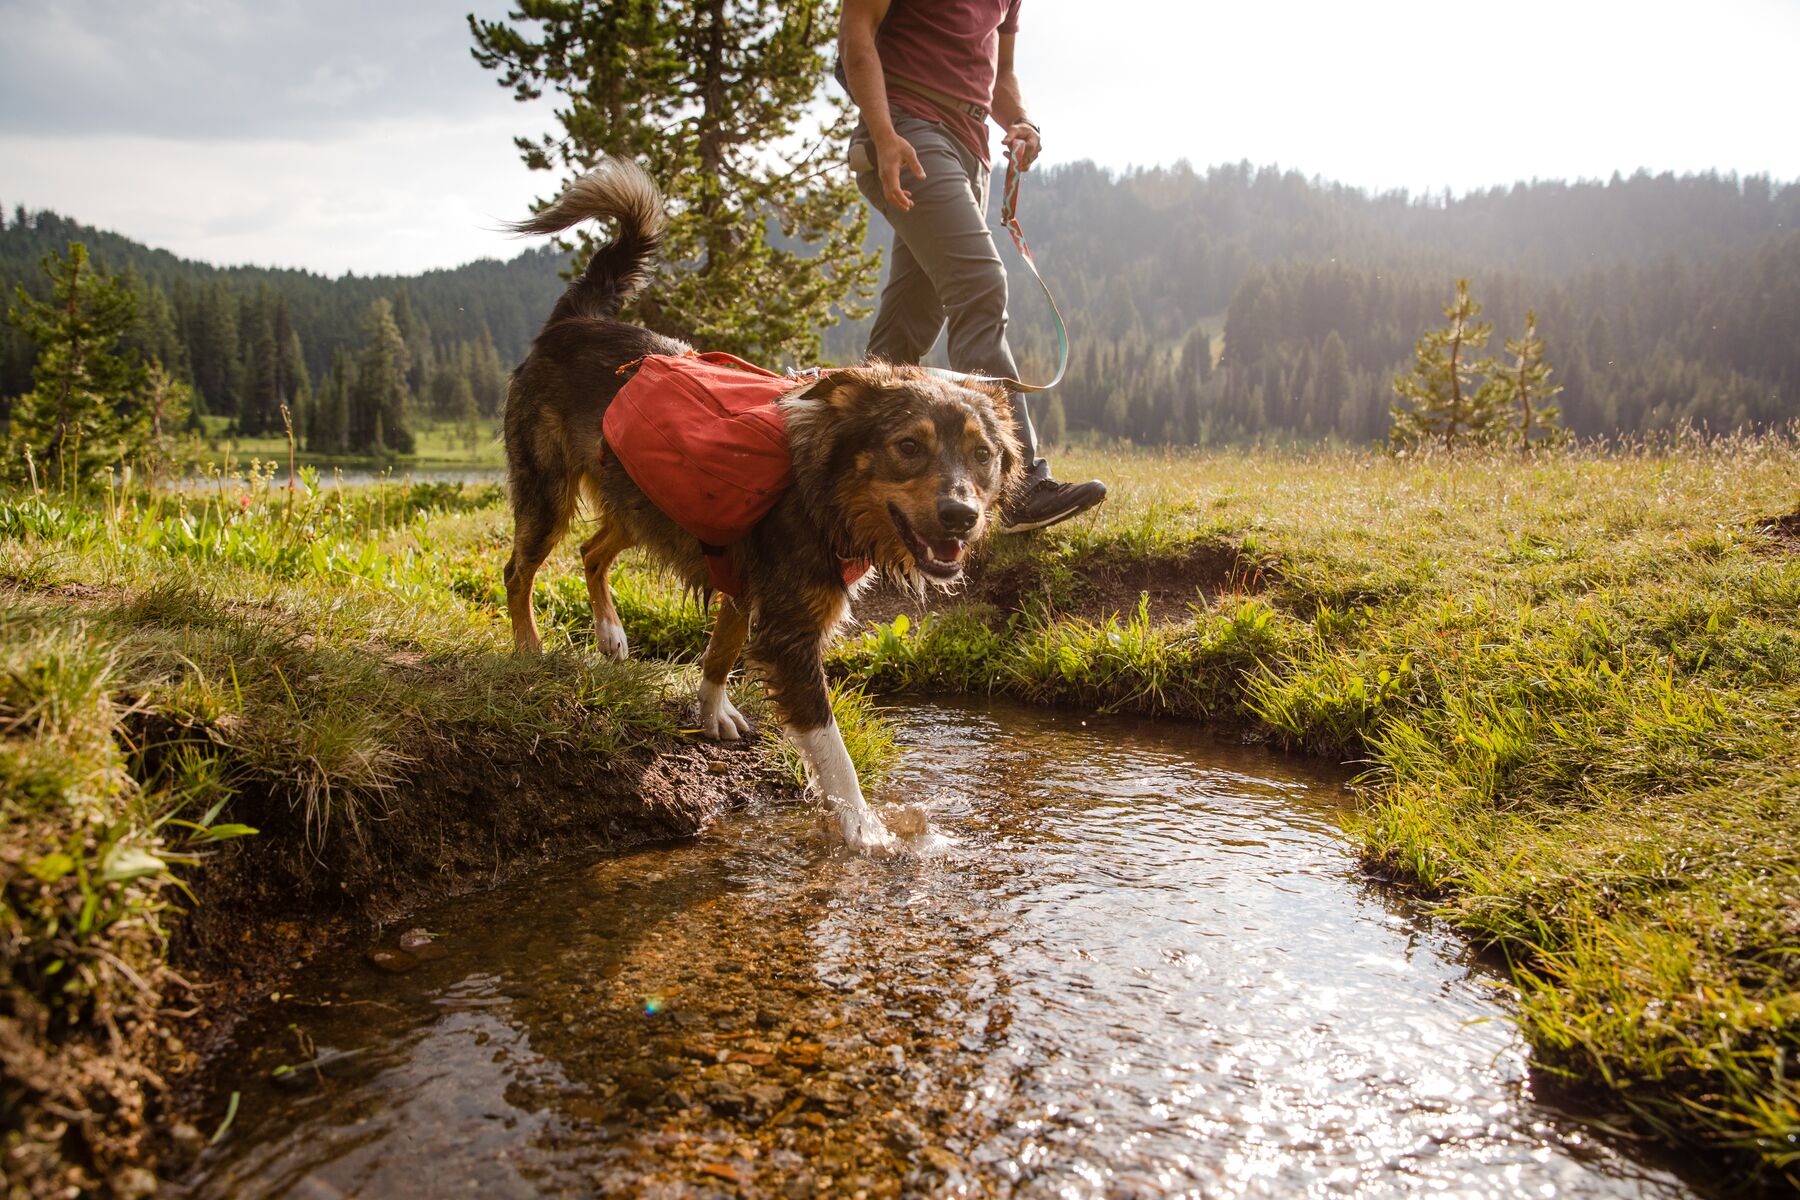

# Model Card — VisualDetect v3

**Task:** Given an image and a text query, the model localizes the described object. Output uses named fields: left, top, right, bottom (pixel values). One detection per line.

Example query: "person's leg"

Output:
left=961, top=160, right=1037, bottom=464
left=856, top=116, right=1102, bottom=530
left=862, top=232, right=945, bottom=365
left=863, top=119, right=1020, bottom=383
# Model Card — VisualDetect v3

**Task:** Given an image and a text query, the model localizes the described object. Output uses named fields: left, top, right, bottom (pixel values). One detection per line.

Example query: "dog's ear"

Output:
left=782, top=370, right=871, bottom=480
left=788, top=367, right=878, bottom=414
left=970, top=380, right=1026, bottom=484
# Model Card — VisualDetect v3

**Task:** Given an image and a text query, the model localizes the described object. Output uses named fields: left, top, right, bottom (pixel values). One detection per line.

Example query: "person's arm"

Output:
left=840, top=0, right=927, bottom=211
left=993, top=33, right=1040, bottom=172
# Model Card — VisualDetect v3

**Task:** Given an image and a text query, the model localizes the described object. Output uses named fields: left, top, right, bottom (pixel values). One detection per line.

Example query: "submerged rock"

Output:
left=397, top=928, right=448, bottom=961
left=367, top=947, right=418, bottom=973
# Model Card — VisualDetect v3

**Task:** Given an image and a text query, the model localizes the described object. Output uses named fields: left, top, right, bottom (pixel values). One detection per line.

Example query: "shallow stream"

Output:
left=188, top=700, right=1699, bottom=1198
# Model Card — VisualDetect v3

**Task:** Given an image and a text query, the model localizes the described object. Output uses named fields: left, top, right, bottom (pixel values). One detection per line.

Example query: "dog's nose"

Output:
left=937, top=498, right=979, bottom=535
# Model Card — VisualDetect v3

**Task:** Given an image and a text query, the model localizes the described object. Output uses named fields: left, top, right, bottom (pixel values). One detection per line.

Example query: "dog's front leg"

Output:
left=697, top=595, right=751, bottom=740
left=747, top=606, right=896, bottom=855
left=789, top=720, right=896, bottom=854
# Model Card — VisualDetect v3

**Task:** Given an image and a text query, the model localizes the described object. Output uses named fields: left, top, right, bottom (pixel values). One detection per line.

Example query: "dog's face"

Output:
left=785, top=365, right=1024, bottom=586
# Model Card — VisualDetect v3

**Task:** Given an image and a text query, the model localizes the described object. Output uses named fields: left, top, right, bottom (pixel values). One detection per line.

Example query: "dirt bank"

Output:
left=34, top=723, right=785, bottom=1197
left=0, top=564, right=803, bottom=1198
left=855, top=535, right=1268, bottom=629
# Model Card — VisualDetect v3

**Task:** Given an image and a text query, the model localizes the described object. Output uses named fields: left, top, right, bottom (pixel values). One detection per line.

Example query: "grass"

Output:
left=2, top=432, right=1796, bottom=1190
left=195, top=415, right=505, bottom=469
left=430, top=431, right=1798, bottom=1191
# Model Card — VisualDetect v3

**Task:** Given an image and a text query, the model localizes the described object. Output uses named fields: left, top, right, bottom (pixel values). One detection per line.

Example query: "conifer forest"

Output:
left=5, top=164, right=1796, bottom=456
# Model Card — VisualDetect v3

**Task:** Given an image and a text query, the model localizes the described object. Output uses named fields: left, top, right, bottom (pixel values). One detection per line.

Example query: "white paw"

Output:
left=595, top=618, right=629, bottom=662
left=698, top=680, right=750, bottom=741
left=837, top=802, right=899, bottom=856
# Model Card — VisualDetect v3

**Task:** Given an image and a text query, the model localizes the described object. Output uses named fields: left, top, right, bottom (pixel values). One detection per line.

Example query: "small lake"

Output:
left=186, top=699, right=1700, bottom=1198
left=172, top=466, right=506, bottom=492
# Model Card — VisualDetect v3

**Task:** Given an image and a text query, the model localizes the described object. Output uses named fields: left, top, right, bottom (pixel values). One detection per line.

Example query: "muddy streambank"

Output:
left=181, top=700, right=1703, bottom=1199
left=155, top=732, right=790, bottom=1178
left=858, top=538, right=1267, bottom=629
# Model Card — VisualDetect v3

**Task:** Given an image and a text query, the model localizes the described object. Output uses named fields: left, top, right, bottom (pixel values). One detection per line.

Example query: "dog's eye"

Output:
left=972, top=445, right=993, bottom=464
left=896, top=438, right=922, bottom=457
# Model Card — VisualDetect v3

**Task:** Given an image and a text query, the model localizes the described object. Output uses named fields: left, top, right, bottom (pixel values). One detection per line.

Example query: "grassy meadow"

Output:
left=195, top=414, right=505, bottom=470
left=2, top=435, right=1797, bottom=1190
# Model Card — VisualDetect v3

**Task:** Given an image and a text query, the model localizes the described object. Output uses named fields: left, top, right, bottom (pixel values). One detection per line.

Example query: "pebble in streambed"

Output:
left=367, top=929, right=448, bottom=974
left=506, top=864, right=999, bottom=1196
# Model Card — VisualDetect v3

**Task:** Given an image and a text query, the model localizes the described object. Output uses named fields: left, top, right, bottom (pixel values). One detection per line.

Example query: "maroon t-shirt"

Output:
left=876, top=0, right=1022, bottom=164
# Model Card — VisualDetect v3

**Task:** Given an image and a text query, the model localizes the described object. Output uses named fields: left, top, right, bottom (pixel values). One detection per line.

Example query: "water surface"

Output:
left=189, top=700, right=1698, bottom=1198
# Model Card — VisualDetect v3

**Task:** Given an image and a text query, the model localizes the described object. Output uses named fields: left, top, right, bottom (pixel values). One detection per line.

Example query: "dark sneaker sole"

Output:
left=999, top=487, right=1107, bottom=534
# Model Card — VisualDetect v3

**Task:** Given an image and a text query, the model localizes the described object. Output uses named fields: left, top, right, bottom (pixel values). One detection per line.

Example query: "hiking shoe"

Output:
left=1000, top=460, right=1108, bottom=533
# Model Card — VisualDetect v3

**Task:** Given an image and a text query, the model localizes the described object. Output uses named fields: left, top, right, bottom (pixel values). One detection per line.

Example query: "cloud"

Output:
left=0, top=110, right=562, bottom=277
left=0, top=0, right=561, bottom=274
left=0, top=0, right=516, bottom=139
left=3, top=0, right=1793, bottom=276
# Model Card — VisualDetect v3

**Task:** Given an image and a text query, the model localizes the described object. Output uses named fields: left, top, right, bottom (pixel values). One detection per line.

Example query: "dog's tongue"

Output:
left=928, top=538, right=966, bottom=563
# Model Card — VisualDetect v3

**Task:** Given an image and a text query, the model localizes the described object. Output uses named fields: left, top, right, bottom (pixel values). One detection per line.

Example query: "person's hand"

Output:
left=876, top=130, right=926, bottom=212
left=1002, top=121, right=1041, bottom=172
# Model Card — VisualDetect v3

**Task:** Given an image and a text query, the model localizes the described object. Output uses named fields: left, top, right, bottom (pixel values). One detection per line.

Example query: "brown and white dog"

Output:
left=501, top=160, right=1022, bottom=853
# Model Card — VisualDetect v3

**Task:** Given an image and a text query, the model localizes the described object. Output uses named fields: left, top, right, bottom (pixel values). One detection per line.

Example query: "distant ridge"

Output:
left=1, top=206, right=571, bottom=387
left=7, top=162, right=1798, bottom=443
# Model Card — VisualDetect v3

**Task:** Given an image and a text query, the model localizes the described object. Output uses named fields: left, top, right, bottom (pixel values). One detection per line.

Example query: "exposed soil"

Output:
left=1753, top=510, right=1800, bottom=547
left=855, top=537, right=1267, bottom=628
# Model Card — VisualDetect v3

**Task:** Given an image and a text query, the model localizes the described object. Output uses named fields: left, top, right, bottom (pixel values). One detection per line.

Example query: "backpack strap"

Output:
left=702, top=543, right=870, bottom=599
left=700, top=543, right=745, bottom=598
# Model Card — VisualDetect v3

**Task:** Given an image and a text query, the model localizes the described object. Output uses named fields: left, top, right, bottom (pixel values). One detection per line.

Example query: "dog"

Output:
left=501, top=159, right=1023, bottom=853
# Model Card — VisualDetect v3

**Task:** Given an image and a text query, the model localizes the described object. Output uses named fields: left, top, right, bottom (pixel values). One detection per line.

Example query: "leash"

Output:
left=920, top=156, right=1067, bottom=395
left=644, top=151, right=1067, bottom=396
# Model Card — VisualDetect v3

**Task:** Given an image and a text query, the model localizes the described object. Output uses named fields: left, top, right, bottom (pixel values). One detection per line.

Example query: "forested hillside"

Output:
left=0, top=206, right=568, bottom=450
left=832, top=162, right=1800, bottom=443
left=6, top=164, right=1798, bottom=451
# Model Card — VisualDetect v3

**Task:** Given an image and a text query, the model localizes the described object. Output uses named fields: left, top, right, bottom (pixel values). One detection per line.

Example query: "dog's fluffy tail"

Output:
left=508, top=158, right=664, bottom=324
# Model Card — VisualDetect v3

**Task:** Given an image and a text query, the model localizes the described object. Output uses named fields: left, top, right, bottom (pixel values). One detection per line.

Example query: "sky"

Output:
left=3, top=0, right=1797, bottom=277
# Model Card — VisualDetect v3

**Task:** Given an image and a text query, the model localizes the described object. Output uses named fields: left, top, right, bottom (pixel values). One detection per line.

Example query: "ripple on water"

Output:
left=186, top=699, right=1704, bottom=1199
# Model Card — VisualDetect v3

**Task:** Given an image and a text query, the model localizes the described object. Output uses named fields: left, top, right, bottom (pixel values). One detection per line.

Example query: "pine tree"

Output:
left=139, top=362, right=196, bottom=486
left=1389, top=279, right=1507, bottom=450
left=1178, top=324, right=1213, bottom=385
left=190, top=279, right=241, bottom=417
left=315, top=349, right=353, bottom=454
left=1316, top=330, right=1353, bottom=432
left=452, top=375, right=482, bottom=452
left=121, top=271, right=190, bottom=381
left=470, top=0, right=880, bottom=365
left=1040, top=393, right=1067, bottom=448
left=1497, top=309, right=1567, bottom=446
left=471, top=330, right=506, bottom=416
left=242, top=293, right=280, bottom=435
left=351, top=298, right=413, bottom=454
left=1103, top=388, right=1130, bottom=438
left=273, top=300, right=309, bottom=441
left=5, top=242, right=147, bottom=488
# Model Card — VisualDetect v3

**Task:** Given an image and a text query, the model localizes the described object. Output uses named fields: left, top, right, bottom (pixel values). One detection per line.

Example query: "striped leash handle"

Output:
left=923, top=158, right=1068, bottom=395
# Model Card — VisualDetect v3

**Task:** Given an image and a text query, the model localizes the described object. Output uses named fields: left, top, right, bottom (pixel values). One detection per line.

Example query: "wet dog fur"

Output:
left=502, top=159, right=1023, bottom=853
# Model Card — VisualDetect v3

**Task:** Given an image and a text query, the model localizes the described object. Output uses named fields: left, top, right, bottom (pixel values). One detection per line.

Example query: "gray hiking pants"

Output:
left=855, top=113, right=1039, bottom=462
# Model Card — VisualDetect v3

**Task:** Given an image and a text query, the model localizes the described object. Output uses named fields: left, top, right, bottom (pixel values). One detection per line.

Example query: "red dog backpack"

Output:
left=603, top=352, right=796, bottom=546
left=602, top=351, right=867, bottom=596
